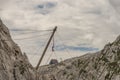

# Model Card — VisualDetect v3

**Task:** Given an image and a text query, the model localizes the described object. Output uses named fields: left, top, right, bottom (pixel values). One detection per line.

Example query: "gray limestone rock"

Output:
left=0, top=19, right=36, bottom=80
left=38, top=35, right=120, bottom=80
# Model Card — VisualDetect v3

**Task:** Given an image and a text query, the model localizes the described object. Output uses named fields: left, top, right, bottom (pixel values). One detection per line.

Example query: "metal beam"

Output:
left=36, top=26, right=57, bottom=70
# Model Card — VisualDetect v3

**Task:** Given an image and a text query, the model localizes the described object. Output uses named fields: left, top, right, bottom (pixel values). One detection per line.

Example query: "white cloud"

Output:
left=109, top=0, right=120, bottom=12
left=0, top=0, right=120, bottom=65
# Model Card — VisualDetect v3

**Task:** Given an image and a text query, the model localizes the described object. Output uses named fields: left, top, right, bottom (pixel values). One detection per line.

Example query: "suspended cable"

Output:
left=36, top=27, right=57, bottom=69
left=52, top=35, right=55, bottom=52
left=14, top=33, right=50, bottom=40
left=56, top=31, right=73, bottom=58
left=45, top=51, right=53, bottom=64
left=26, top=32, right=52, bottom=62
left=53, top=51, right=59, bottom=60
left=29, top=30, right=54, bottom=66
left=11, top=30, right=52, bottom=35
left=45, top=32, right=59, bottom=65
left=10, top=29, right=52, bottom=31
left=52, top=35, right=62, bottom=62
left=1, top=32, right=52, bottom=41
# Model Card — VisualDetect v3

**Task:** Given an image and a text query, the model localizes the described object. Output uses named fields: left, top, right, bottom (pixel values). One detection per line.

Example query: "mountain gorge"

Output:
left=0, top=19, right=120, bottom=80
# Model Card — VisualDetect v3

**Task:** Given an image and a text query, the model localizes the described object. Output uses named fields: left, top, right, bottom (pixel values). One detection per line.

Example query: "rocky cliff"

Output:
left=38, top=36, right=120, bottom=80
left=0, top=19, right=120, bottom=80
left=0, top=19, right=36, bottom=80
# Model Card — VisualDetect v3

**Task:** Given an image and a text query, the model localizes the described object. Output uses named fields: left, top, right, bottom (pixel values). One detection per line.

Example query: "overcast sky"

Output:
left=0, top=0, right=120, bottom=66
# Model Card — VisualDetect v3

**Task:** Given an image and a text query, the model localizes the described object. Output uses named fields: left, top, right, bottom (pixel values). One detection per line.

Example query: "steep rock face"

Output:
left=38, top=36, right=120, bottom=80
left=0, top=19, right=36, bottom=80
left=0, top=19, right=120, bottom=80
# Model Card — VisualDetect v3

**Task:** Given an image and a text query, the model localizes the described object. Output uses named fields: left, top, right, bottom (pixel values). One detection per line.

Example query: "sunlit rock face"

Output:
left=38, top=35, right=120, bottom=80
left=0, top=19, right=36, bottom=80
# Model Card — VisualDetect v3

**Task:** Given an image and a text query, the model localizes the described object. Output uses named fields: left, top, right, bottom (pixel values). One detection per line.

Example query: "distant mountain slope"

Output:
left=0, top=19, right=36, bottom=80
left=38, top=35, right=120, bottom=80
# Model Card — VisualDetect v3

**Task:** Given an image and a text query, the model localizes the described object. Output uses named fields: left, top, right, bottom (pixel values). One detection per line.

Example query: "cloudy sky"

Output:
left=0, top=0, right=120, bottom=66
